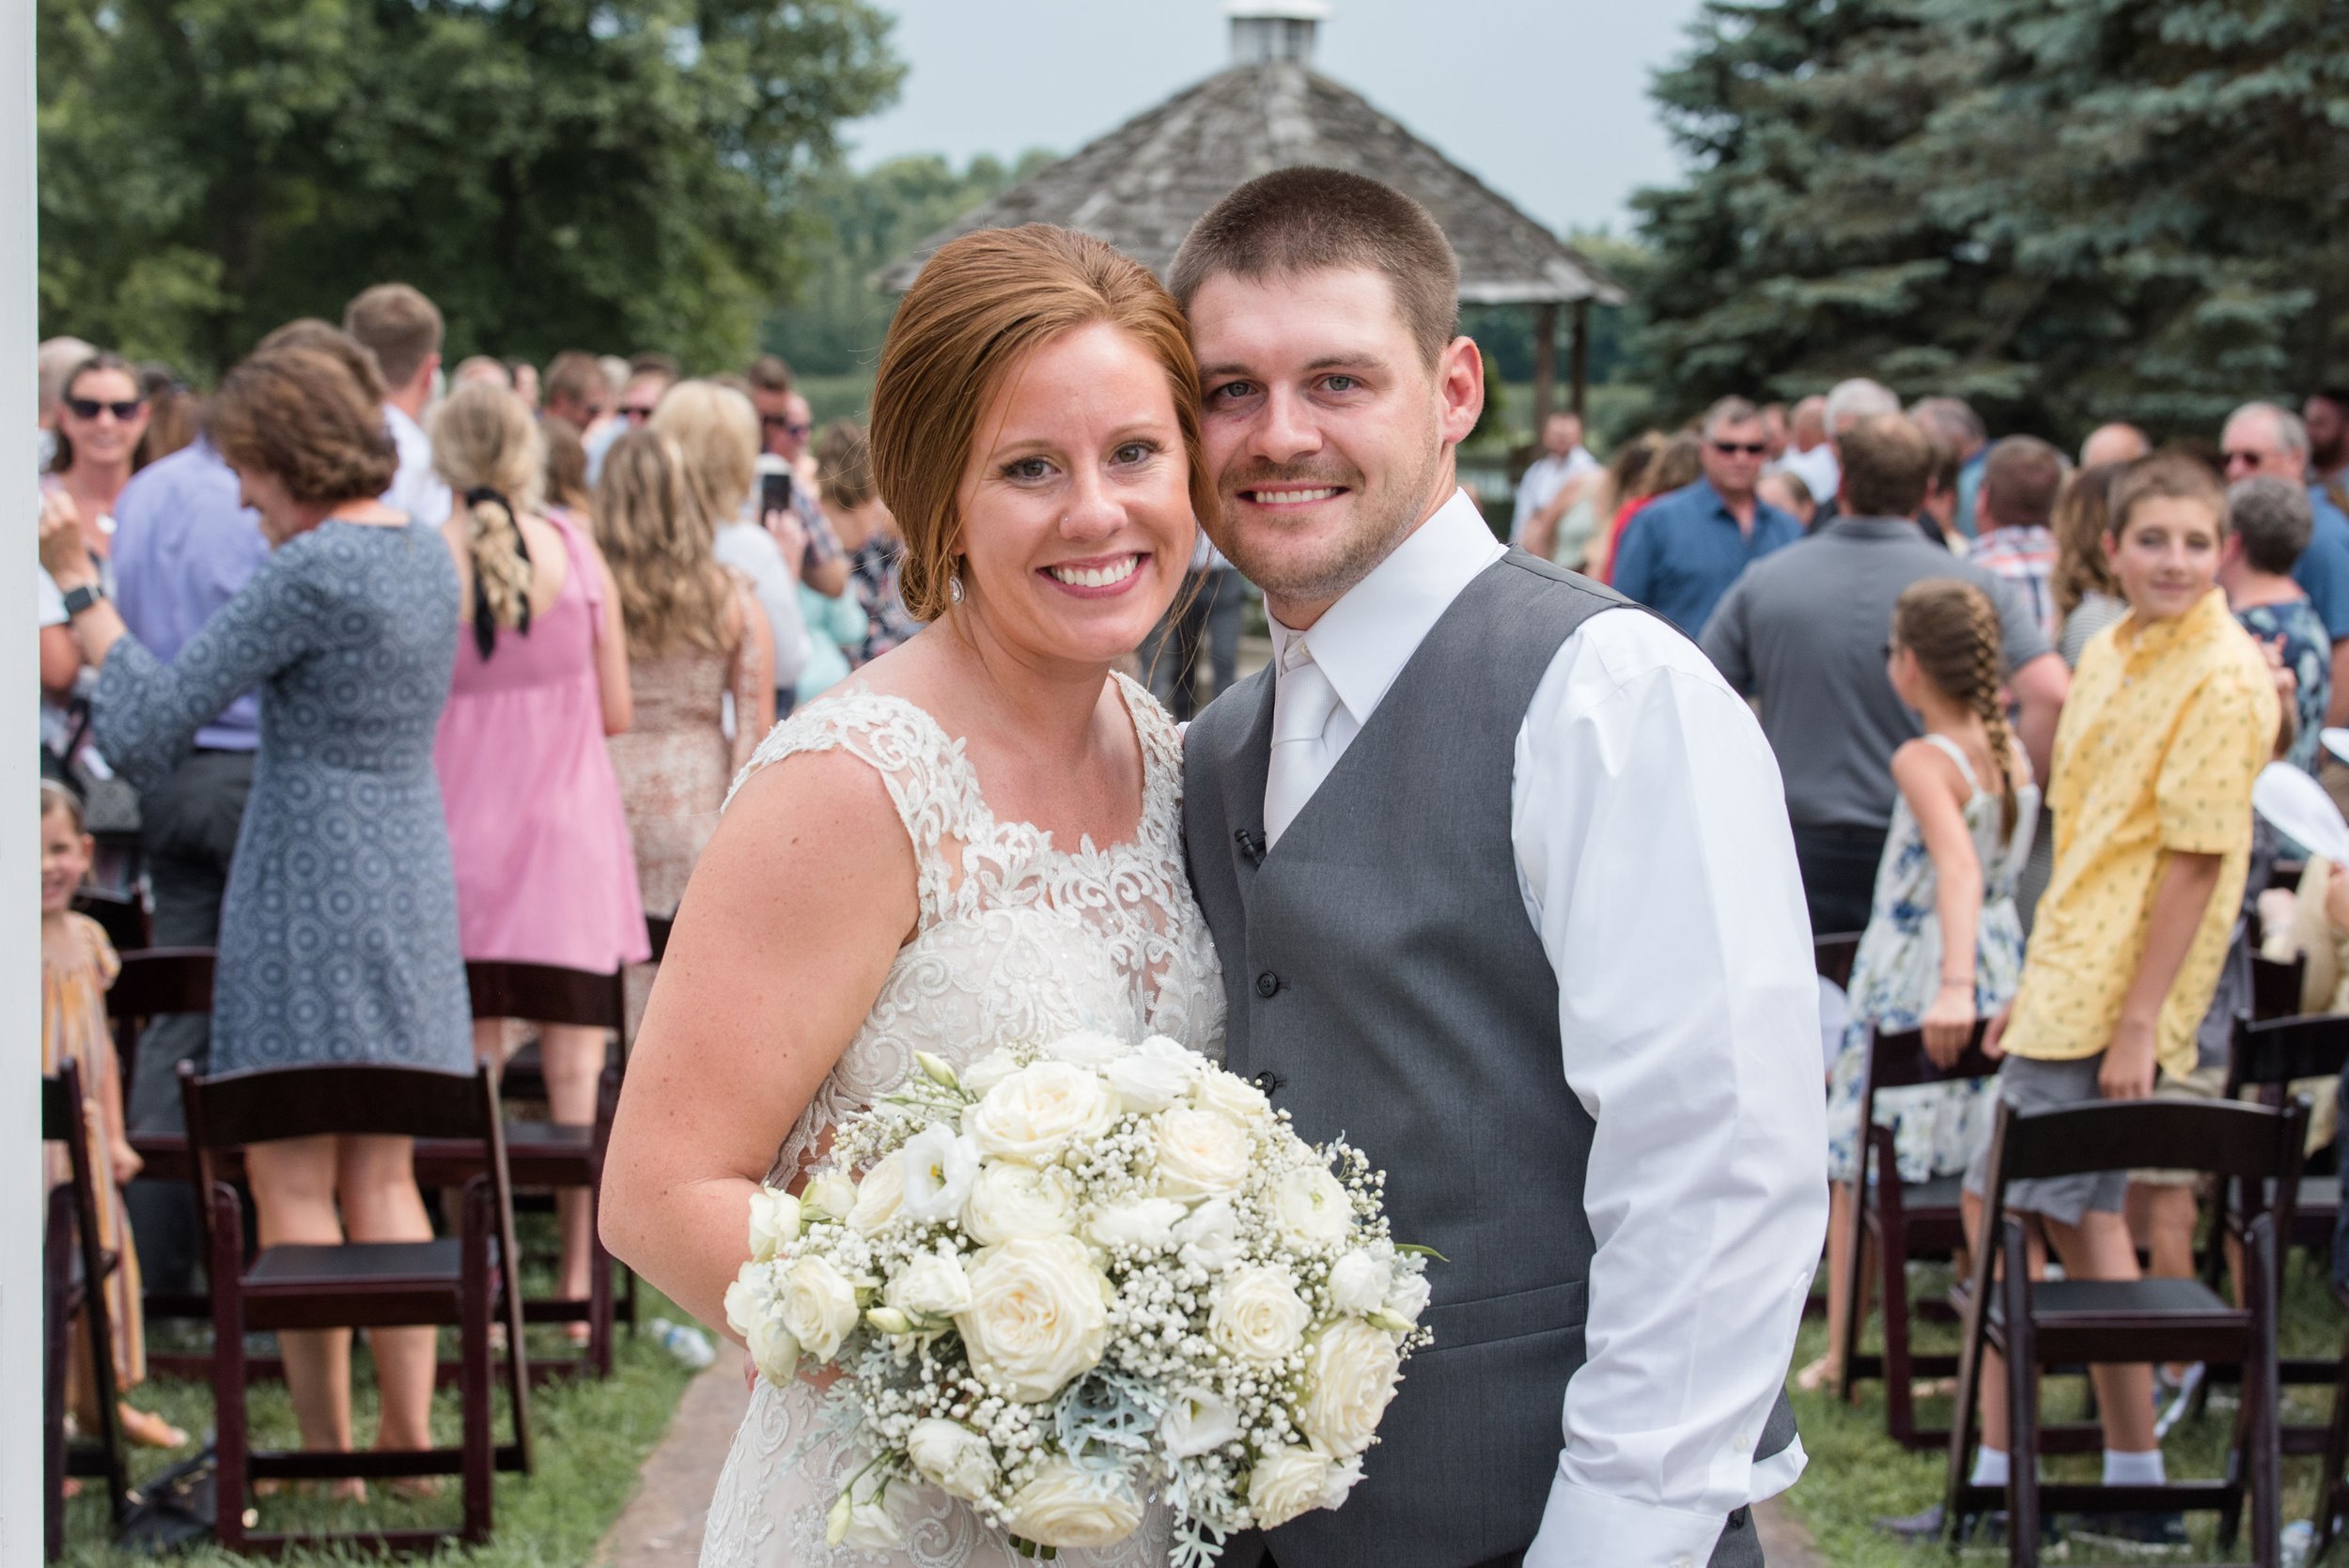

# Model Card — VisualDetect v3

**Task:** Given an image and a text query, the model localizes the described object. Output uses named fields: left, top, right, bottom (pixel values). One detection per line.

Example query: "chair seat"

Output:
left=2301, top=1173, right=2340, bottom=1212
left=1904, top=1173, right=1965, bottom=1214
left=1988, top=1276, right=2237, bottom=1326
left=249, top=1238, right=466, bottom=1289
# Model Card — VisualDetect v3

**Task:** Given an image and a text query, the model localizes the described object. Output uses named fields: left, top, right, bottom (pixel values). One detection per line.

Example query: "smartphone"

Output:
left=760, top=467, right=794, bottom=518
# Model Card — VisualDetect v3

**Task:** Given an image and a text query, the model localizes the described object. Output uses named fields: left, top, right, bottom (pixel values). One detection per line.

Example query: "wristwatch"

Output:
left=60, top=581, right=106, bottom=618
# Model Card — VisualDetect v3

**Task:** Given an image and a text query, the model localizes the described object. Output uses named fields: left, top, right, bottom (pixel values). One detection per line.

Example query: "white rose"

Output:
left=1153, top=1107, right=1253, bottom=1201
left=1268, top=1164, right=1355, bottom=1250
left=1385, top=1269, right=1431, bottom=1326
left=1191, top=1068, right=1273, bottom=1127
left=723, top=1272, right=803, bottom=1384
left=885, top=1248, right=974, bottom=1319
left=801, top=1172, right=856, bottom=1223
left=747, top=1188, right=801, bottom=1263
left=1299, top=1319, right=1404, bottom=1458
left=964, top=1160, right=1081, bottom=1245
left=848, top=1152, right=907, bottom=1235
left=1104, top=1036, right=1203, bottom=1112
left=956, top=1234, right=1112, bottom=1403
left=961, top=1047, right=1024, bottom=1099
left=1001, top=1455, right=1143, bottom=1549
left=1319, top=1452, right=1365, bottom=1511
left=1328, top=1250, right=1389, bottom=1315
left=779, top=1254, right=862, bottom=1363
left=1174, top=1197, right=1245, bottom=1271
left=826, top=1475, right=910, bottom=1549
left=906, top=1418, right=998, bottom=1501
left=1247, top=1444, right=1339, bottom=1529
left=900, top=1125, right=981, bottom=1224
left=1210, top=1265, right=1313, bottom=1362
left=968, top=1063, right=1120, bottom=1164
left=1160, top=1386, right=1241, bottom=1458
left=1082, top=1195, right=1188, bottom=1254
left=1042, top=1030, right=1127, bottom=1067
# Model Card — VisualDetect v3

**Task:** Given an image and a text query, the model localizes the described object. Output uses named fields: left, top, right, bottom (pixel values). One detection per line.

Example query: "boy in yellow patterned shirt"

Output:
left=1958, top=455, right=2279, bottom=1543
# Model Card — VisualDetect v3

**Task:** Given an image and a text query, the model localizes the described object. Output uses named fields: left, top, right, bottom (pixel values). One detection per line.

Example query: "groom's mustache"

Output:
left=1221, top=462, right=1363, bottom=495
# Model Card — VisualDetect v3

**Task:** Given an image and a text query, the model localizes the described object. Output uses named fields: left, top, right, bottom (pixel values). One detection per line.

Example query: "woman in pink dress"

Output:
left=430, top=381, right=648, bottom=1314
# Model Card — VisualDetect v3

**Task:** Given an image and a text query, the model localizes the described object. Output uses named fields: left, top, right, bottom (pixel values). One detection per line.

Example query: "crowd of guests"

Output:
left=32, top=287, right=916, bottom=1479
left=1556, top=378, right=2349, bottom=1549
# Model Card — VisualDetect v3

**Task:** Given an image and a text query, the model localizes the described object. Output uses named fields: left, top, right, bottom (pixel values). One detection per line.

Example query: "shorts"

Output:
left=1963, top=1053, right=2129, bottom=1226
left=2134, top=1062, right=2230, bottom=1187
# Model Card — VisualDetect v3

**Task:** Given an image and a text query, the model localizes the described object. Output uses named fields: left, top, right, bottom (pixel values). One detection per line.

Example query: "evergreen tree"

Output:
left=39, top=0, right=904, bottom=377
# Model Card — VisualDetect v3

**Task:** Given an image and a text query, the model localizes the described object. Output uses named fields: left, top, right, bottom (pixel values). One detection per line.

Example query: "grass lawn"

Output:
left=55, top=1220, right=701, bottom=1567
left=1779, top=1254, right=2345, bottom=1561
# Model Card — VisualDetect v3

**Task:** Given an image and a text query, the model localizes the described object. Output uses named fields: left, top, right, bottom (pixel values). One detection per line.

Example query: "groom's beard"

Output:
left=1212, top=429, right=1446, bottom=613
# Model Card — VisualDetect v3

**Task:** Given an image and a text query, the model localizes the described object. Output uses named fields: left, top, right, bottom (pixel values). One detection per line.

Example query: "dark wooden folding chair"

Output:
left=1944, top=1096, right=2307, bottom=1567
left=1815, top=931, right=1864, bottom=992
left=103, top=947, right=217, bottom=1373
left=645, top=913, right=673, bottom=965
left=180, top=1060, right=530, bottom=1554
left=2249, top=954, right=2308, bottom=1024
left=2313, top=1324, right=2349, bottom=1562
left=1836, top=1021, right=1999, bottom=1450
left=70, top=885, right=149, bottom=955
left=43, top=1060, right=132, bottom=1561
left=413, top=960, right=629, bottom=1379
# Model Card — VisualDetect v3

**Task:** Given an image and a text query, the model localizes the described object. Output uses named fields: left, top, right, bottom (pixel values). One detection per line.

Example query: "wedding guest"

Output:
left=452, top=354, right=511, bottom=390
left=746, top=365, right=849, bottom=599
left=1967, top=435, right=2067, bottom=644
left=541, top=415, right=594, bottom=517
left=815, top=419, right=919, bottom=665
left=37, top=335, right=95, bottom=470
left=2080, top=421, right=2151, bottom=469
left=508, top=359, right=540, bottom=411
left=1611, top=396, right=1799, bottom=633
left=2052, top=462, right=2130, bottom=666
left=651, top=380, right=809, bottom=708
left=1596, top=430, right=1696, bottom=584
left=41, top=782, right=188, bottom=1452
left=133, top=363, right=197, bottom=467
left=1510, top=410, right=1599, bottom=546
left=1908, top=454, right=2277, bottom=1550
left=2310, top=389, right=2349, bottom=493
left=542, top=351, right=609, bottom=434
left=1807, top=378, right=1904, bottom=528
left=430, top=381, right=649, bottom=1318
left=1777, top=393, right=1839, bottom=505
left=41, top=339, right=469, bottom=1483
left=585, top=353, right=679, bottom=480
left=1916, top=435, right=1960, bottom=548
left=1757, top=469, right=1814, bottom=531
left=344, top=283, right=452, bottom=528
left=1911, top=396, right=1989, bottom=541
left=39, top=351, right=153, bottom=769
left=1702, top=413, right=2062, bottom=935
left=1579, top=431, right=1663, bottom=581
left=596, top=429, right=773, bottom=1021
left=2220, top=477, right=2328, bottom=773
left=2225, top=399, right=2349, bottom=725
left=1804, top=580, right=2036, bottom=1394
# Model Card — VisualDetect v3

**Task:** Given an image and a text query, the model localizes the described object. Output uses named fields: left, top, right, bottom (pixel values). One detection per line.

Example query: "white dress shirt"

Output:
left=1266, top=489, right=1826, bottom=1568
left=1773, top=442, right=1840, bottom=514
left=381, top=402, right=453, bottom=528
left=1510, top=447, right=1601, bottom=544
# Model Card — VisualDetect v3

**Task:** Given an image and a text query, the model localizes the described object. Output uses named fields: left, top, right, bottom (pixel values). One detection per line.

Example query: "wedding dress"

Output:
left=699, top=674, right=1226, bottom=1568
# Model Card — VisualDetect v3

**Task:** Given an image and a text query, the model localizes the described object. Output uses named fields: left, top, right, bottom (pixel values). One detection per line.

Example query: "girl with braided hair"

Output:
left=1799, top=577, right=2039, bottom=1392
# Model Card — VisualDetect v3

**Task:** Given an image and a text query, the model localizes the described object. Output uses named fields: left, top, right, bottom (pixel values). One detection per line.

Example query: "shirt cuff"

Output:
left=1523, top=1475, right=1728, bottom=1568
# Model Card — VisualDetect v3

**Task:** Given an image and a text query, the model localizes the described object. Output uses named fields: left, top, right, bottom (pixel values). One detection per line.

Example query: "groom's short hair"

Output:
left=1170, top=166, right=1460, bottom=368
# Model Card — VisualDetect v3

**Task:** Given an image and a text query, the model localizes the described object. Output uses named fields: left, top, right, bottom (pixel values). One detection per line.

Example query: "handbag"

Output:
left=113, top=1443, right=217, bottom=1554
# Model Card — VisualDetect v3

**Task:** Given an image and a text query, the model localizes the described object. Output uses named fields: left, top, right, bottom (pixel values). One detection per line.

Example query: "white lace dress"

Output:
left=699, top=674, right=1226, bottom=1568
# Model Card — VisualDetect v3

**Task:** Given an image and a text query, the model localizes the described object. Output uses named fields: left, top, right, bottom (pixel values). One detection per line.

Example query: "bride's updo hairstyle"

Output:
left=871, top=224, right=1215, bottom=623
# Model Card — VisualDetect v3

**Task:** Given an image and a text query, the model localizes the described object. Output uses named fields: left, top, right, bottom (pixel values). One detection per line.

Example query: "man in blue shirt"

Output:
left=109, top=434, right=268, bottom=1293
left=1612, top=396, right=1802, bottom=633
left=2222, top=400, right=2349, bottom=727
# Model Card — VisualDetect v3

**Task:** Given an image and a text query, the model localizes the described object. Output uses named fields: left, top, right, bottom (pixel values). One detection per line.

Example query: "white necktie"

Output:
left=1263, top=642, right=1342, bottom=849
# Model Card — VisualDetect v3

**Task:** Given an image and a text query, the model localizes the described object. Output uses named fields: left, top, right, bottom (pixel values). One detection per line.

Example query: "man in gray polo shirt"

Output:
left=1702, top=412, right=2070, bottom=936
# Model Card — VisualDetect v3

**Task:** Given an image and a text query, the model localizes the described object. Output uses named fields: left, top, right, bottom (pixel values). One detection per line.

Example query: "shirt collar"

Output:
left=2112, top=586, right=2232, bottom=659
left=1824, top=514, right=1928, bottom=540
left=1267, top=487, right=1504, bottom=724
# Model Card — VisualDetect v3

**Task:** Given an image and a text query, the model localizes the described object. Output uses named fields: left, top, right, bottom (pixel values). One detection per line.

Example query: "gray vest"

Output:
left=1184, top=552, right=1795, bottom=1567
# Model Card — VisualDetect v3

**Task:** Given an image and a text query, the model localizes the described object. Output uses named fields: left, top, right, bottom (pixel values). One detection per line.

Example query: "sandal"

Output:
left=1794, top=1353, right=1840, bottom=1393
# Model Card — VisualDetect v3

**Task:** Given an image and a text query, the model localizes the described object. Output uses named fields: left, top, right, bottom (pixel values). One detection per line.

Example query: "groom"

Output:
left=1174, top=169, right=1828, bottom=1568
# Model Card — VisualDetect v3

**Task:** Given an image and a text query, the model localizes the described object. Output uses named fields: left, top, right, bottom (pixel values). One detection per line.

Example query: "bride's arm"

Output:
left=599, top=750, right=918, bottom=1341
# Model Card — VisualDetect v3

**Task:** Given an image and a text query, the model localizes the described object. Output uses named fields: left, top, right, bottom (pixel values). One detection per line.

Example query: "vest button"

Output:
left=1254, top=970, right=1281, bottom=999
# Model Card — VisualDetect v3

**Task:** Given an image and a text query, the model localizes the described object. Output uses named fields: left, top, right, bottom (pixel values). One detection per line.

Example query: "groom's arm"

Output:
left=1511, top=609, right=1828, bottom=1568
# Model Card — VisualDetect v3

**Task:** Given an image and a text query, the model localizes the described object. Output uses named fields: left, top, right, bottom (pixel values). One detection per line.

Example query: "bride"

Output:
left=599, top=225, right=1227, bottom=1567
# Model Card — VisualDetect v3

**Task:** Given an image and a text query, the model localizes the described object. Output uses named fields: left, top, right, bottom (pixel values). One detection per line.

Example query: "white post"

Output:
left=2, top=0, right=41, bottom=1554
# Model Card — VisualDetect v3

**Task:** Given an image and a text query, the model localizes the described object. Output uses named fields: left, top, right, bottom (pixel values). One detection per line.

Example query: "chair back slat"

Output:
left=106, top=948, right=215, bottom=1021
left=2232, top=1013, right=2349, bottom=1089
left=71, top=887, right=149, bottom=954
left=1864, top=1023, right=1998, bottom=1092
left=1814, top=933, right=1864, bottom=991
left=2250, top=955, right=2309, bottom=1022
left=467, top=960, right=623, bottom=1032
left=182, top=1063, right=493, bottom=1149
left=40, top=1067, right=74, bottom=1142
left=1997, top=1098, right=2301, bottom=1184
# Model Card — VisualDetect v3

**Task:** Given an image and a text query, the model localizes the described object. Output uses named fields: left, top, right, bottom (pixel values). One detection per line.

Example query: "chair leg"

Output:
left=45, top=1198, right=70, bottom=1564
left=588, top=1194, right=615, bottom=1380
left=209, top=1188, right=250, bottom=1554
left=2316, top=1326, right=2349, bottom=1563
left=461, top=1183, right=496, bottom=1545
left=1835, top=1203, right=1869, bottom=1406
left=2004, top=1228, right=2041, bottom=1568
left=2248, top=1222, right=2284, bottom=1568
left=1881, top=1215, right=1921, bottom=1447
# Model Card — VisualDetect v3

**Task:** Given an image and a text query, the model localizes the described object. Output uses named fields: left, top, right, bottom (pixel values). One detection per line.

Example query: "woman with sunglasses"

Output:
left=39, top=351, right=151, bottom=776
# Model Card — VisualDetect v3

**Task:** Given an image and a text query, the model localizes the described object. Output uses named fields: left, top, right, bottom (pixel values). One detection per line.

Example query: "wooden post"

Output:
left=1529, top=301, right=1557, bottom=436
left=1570, top=298, right=1591, bottom=418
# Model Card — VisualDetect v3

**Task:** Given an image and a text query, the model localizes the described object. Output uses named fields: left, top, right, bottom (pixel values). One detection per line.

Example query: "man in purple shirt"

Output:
left=109, top=434, right=267, bottom=1292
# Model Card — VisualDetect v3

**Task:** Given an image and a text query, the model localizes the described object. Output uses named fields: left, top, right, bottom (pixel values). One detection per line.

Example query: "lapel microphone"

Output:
left=1236, top=827, right=1267, bottom=866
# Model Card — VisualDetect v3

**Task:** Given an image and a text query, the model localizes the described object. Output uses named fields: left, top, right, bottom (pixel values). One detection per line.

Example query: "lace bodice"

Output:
left=702, top=673, right=1223, bottom=1568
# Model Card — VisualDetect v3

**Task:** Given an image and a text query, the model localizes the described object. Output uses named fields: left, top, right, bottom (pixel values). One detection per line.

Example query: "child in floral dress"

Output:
left=1798, top=581, right=2039, bottom=1391
left=41, top=782, right=185, bottom=1452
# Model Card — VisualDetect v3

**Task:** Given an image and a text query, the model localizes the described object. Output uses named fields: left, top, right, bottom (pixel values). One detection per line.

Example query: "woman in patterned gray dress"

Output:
left=39, top=336, right=471, bottom=1482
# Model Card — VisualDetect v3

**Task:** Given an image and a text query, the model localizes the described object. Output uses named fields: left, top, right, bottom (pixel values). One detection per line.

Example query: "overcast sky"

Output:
left=845, top=0, right=1710, bottom=237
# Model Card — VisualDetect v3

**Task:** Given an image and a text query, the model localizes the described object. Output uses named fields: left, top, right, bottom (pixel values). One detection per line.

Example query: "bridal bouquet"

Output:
left=724, top=1031, right=1432, bottom=1564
